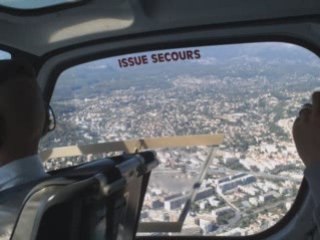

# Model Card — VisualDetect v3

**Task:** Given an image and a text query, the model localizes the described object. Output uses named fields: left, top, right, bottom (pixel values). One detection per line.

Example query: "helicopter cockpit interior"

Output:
left=1, top=0, right=320, bottom=239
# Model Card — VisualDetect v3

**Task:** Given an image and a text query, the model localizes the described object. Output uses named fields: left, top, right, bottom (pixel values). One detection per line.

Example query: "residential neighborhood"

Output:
left=40, top=43, right=320, bottom=236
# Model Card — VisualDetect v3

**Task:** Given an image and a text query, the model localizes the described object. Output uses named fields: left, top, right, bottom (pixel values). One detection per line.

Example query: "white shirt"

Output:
left=0, top=154, right=46, bottom=192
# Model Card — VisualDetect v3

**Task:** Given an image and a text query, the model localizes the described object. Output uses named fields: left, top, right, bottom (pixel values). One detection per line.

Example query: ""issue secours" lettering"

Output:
left=118, top=49, right=201, bottom=68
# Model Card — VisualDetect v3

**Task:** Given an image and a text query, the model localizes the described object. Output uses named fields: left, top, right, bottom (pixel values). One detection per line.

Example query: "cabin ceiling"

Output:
left=0, top=0, right=319, bottom=56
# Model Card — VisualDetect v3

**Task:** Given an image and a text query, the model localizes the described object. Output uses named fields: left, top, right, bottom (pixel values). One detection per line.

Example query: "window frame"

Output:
left=36, top=18, right=320, bottom=239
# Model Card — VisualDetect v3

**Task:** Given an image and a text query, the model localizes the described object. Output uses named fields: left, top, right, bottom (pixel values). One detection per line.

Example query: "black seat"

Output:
left=9, top=151, right=158, bottom=240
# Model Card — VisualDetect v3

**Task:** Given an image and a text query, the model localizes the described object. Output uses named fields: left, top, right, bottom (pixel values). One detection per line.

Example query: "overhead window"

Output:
left=41, top=42, right=319, bottom=236
left=0, top=50, right=11, bottom=59
left=0, top=0, right=79, bottom=10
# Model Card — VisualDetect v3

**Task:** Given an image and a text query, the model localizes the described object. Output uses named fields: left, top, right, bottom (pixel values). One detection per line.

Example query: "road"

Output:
left=243, top=196, right=296, bottom=216
left=216, top=189, right=240, bottom=212
left=153, top=167, right=302, bottom=183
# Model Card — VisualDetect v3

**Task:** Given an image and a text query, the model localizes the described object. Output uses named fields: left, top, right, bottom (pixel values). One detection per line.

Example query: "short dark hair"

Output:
left=0, top=60, right=36, bottom=84
left=0, top=60, right=45, bottom=147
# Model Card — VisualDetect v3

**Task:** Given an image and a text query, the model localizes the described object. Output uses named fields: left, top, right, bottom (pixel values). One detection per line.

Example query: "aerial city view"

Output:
left=40, top=43, right=320, bottom=236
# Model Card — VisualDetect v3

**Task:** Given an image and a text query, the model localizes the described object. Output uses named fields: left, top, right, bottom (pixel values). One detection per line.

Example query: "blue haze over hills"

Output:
left=53, top=42, right=320, bottom=100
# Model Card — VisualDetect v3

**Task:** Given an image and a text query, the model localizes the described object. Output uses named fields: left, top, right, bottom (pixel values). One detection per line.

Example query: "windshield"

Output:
left=41, top=42, right=318, bottom=236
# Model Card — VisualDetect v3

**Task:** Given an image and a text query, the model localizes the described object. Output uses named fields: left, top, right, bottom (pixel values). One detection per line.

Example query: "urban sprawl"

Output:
left=40, top=45, right=319, bottom=236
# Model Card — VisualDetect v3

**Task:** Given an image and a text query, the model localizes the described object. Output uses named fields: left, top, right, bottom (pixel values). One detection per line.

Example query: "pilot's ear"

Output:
left=0, top=115, right=6, bottom=147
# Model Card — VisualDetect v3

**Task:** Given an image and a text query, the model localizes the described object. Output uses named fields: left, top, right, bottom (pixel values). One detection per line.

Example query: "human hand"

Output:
left=293, top=92, right=320, bottom=167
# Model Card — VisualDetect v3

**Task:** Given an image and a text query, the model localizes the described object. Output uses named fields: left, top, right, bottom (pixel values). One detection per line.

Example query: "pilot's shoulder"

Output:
left=0, top=182, right=40, bottom=239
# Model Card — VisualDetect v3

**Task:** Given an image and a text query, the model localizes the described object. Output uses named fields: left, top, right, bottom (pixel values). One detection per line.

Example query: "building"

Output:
left=223, top=157, right=239, bottom=165
left=164, top=195, right=187, bottom=210
left=164, top=187, right=215, bottom=210
left=198, top=217, right=218, bottom=234
left=211, top=206, right=235, bottom=222
left=231, top=173, right=248, bottom=180
left=218, top=227, right=245, bottom=236
left=152, top=200, right=164, bottom=209
left=195, top=187, right=215, bottom=201
left=199, top=201, right=207, bottom=210
left=182, top=227, right=202, bottom=235
left=238, top=185, right=258, bottom=196
left=164, top=193, right=182, bottom=201
left=215, top=176, right=230, bottom=185
left=140, top=211, right=149, bottom=219
left=217, top=175, right=256, bottom=193
left=208, top=197, right=220, bottom=207
left=249, top=197, right=259, bottom=207
left=259, top=192, right=277, bottom=203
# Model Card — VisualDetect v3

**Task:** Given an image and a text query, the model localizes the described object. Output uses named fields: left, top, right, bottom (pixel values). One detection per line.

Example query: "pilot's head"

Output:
left=0, top=60, right=46, bottom=166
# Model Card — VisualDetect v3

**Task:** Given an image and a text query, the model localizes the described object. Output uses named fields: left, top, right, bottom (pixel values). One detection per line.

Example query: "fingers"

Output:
left=299, top=103, right=312, bottom=122
left=293, top=116, right=301, bottom=133
left=292, top=116, right=304, bottom=145
left=295, top=92, right=320, bottom=125
left=312, top=91, right=320, bottom=116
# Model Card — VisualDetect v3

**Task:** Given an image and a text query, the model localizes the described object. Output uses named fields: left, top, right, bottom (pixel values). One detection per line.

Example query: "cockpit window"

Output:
left=0, top=0, right=79, bottom=10
left=0, top=50, right=11, bottom=59
left=41, top=42, right=320, bottom=236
